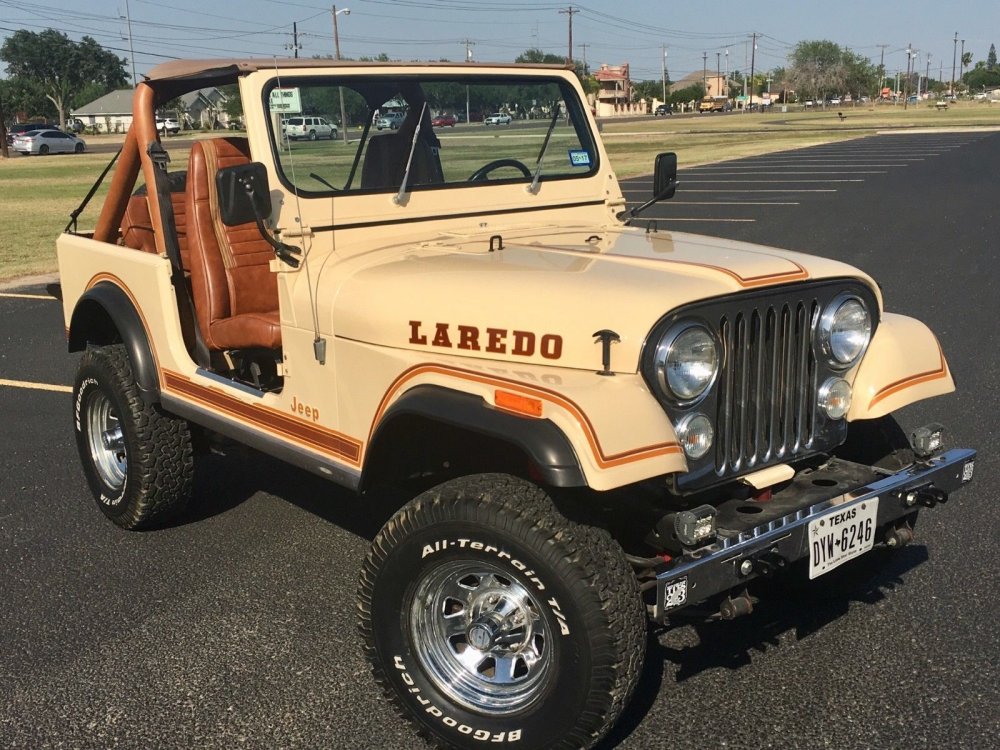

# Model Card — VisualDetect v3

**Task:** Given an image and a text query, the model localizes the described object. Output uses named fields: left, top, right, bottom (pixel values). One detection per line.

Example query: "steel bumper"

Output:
left=653, top=448, right=977, bottom=621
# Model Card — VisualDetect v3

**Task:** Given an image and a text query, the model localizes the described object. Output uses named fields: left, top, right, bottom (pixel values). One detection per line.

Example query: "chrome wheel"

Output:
left=86, top=390, right=127, bottom=494
left=410, top=560, right=552, bottom=715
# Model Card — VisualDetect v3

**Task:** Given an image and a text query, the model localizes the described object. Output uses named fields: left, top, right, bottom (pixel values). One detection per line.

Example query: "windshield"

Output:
left=265, top=73, right=598, bottom=195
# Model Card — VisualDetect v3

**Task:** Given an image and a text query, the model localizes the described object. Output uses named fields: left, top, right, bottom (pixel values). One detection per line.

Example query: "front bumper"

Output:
left=653, top=448, right=976, bottom=621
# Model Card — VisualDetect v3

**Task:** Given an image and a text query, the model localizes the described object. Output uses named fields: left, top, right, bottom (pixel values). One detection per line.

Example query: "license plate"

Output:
left=808, top=498, right=879, bottom=579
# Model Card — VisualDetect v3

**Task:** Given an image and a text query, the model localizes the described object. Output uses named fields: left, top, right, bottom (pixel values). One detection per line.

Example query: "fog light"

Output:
left=818, top=377, right=852, bottom=419
left=676, top=413, right=714, bottom=459
left=911, top=423, right=946, bottom=458
left=674, top=504, right=717, bottom=547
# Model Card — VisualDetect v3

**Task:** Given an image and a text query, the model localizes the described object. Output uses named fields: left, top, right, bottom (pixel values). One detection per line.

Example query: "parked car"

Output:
left=283, top=115, right=337, bottom=140
left=12, top=129, right=86, bottom=155
left=653, top=104, right=671, bottom=116
left=6, top=122, right=49, bottom=145
left=431, top=113, right=457, bottom=127
left=484, top=112, right=512, bottom=125
left=156, top=118, right=181, bottom=135
left=375, top=111, right=405, bottom=130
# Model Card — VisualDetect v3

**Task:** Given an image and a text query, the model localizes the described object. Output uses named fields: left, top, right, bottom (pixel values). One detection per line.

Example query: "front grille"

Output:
left=715, top=299, right=820, bottom=475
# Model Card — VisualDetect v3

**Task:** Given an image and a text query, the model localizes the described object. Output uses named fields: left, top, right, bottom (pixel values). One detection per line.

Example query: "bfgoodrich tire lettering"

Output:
left=73, top=344, right=193, bottom=529
left=358, top=474, right=645, bottom=750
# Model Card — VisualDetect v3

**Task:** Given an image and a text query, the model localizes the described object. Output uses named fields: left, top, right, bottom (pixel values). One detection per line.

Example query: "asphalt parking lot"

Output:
left=1, top=130, right=998, bottom=750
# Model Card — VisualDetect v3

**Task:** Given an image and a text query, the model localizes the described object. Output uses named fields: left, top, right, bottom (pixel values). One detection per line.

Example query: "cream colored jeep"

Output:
left=57, top=60, right=976, bottom=750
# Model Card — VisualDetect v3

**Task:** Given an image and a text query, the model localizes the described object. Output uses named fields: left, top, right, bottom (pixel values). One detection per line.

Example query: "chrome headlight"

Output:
left=654, top=325, right=719, bottom=402
left=819, top=295, right=871, bottom=367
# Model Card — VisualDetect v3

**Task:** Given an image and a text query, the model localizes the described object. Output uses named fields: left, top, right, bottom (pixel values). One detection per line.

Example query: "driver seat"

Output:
left=185, top=137, right=281, bottom=351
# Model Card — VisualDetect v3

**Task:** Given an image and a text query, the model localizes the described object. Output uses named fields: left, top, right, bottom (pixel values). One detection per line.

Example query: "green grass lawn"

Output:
left=2, top=101, right=998, bottom=282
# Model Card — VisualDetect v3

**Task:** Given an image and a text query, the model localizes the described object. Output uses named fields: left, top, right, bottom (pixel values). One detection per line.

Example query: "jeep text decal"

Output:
left=408, top=321, right=563, bottom=360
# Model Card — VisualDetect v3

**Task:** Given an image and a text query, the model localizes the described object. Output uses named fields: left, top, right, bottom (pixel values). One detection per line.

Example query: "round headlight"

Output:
left=820, top=297, right=871, bottom=366
left=655, top=326, right=719, bottom=402
left=676, top=414, right=714, bottom=459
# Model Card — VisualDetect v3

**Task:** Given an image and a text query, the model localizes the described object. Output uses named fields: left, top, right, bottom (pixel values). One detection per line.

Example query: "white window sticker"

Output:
left=568, top=149, right=591, bottom=167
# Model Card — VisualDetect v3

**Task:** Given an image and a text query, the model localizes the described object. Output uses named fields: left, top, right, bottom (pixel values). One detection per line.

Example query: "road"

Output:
left=1, top=131, right=997, bottom=750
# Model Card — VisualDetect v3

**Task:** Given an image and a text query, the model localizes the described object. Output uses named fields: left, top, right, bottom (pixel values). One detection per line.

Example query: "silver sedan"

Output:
left=12, top=129, right=87, bottom=155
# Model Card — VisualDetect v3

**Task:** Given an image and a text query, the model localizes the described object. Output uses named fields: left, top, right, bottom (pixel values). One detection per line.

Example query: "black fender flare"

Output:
left=365, top=385, right=586, bottom=489
left=68, top=281, right=160, bottom=403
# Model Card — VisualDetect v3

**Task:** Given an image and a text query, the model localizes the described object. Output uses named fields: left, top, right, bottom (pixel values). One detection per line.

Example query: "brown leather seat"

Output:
left=185, top=137, right=281, bottom=351
left=119, top=172, right=188, bottom=263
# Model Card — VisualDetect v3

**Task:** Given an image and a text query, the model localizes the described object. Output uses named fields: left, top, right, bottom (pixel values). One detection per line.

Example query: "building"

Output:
left=592, top=63, right=647, bottom=117
left=72, top=87, right=232, bottom=133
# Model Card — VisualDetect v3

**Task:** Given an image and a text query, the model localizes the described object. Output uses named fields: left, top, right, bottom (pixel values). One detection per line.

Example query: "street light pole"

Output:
left=332, top=6, right=350, bottom=144
left=661, top=45, right=667, bottom=104
left=951, top=32, right=958, bottom=96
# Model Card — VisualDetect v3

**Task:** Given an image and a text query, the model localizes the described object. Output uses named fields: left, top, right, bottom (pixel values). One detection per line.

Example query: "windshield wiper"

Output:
left=528, top=103, right=560, bottom=194
left=393, top=102, right=428, bottom=205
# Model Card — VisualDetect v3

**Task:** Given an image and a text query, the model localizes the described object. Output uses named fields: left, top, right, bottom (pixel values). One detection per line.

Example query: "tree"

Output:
left=962, top=51, right=973, bottom=71
left=669, top=83, right=705, bottom=106
left=987, top=44, right=997, bottom=70
left=784, top=40, right=877, bottom=102
left=0, top=29, right=127, bottom=127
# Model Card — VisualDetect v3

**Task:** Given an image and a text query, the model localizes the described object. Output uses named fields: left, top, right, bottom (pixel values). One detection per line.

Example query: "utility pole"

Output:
left=725, top=48, right=729, bottom=99
left=123, top=0, right=138, bottom=89
left=748, top=32, right=757, bottom=112
left=925, top=53, right=931, bottom=95
left=462, top=40, right=474, bottom=125
left=287, top=22, right=301, bottom=58
left=661, top=45, right=667, bottom=104
left=559, top=6, right=579, bottom=65
left=951, top=32, right=958, bottom=96
left=876, top=44, right=890, bottom=94
left=716, top=51, right=721, bottom=96
left=332, top=5, right=350, bottom=144
left=903, top=44, right=913, bottom=109
left=702, top=51, right=707, bottom=90
left=960, top=39, right=966, bottom=86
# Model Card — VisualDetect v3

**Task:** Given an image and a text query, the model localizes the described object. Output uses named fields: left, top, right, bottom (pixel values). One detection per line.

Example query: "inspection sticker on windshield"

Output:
left=808, top=498, right=879, bottom=579
left=568, top=149, right=591, bottom=167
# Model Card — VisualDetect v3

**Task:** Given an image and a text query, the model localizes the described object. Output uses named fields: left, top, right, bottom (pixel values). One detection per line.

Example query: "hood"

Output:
left=332, top=227, right=878, bottom=373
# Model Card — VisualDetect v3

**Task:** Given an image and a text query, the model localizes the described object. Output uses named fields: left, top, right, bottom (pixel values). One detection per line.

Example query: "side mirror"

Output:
left=215, top=161, right=302, bottom=268
left=653, top=152, right=678, bottom=200
left=216, top=162, right=272, bottom=226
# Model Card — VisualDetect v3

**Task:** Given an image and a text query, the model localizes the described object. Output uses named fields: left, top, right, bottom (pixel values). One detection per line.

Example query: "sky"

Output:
left=1, top=0, right=998, bottom=87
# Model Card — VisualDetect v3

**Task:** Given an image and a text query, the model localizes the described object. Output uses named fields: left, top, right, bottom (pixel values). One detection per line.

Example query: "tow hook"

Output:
left=719, top=590, right=754, bottom=620
left=885, top=522, right=915, bottom=549
left=750, top=548, right=787, bottom=577
left=900, top=486, right=948, bottom=508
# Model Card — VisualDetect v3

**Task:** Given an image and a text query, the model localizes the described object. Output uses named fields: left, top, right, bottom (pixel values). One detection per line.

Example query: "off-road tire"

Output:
left=73, top=344, right=193, bottom=529
left=358, top=474, right=646, bottom=750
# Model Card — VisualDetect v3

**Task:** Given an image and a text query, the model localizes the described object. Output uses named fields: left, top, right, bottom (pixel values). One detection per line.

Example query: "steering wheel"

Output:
left=468, top=159, right=531, bottom=182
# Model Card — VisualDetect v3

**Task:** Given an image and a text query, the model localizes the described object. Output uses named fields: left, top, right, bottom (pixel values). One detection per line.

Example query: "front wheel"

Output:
left=73, top=344, right=194, bottom=529
left=358, top=474, right=645, bottom=750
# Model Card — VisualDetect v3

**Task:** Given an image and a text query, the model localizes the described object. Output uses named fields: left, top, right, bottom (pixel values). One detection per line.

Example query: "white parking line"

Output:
left=680, top=171, right=887, bottom=175
left=625, top=179, right=862, bottom=184
left=0, top=378, right=72, bottom=394
left=627, top=201, right=799, bottom=206
left=0, top=292, right=55, bottom=301
left=660, top=218, right=757, bottom=223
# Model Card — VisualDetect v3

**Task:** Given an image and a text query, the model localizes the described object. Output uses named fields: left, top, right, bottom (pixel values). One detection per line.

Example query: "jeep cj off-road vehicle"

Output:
left=57, top=59, right=976, bottom=750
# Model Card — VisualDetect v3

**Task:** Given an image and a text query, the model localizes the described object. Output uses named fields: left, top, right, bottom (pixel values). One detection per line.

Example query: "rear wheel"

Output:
left=308, top=130, right=317, bottom=141
left=73, top=344, right=193, bottom=529
left=359, top=474, right=645, bottom=750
